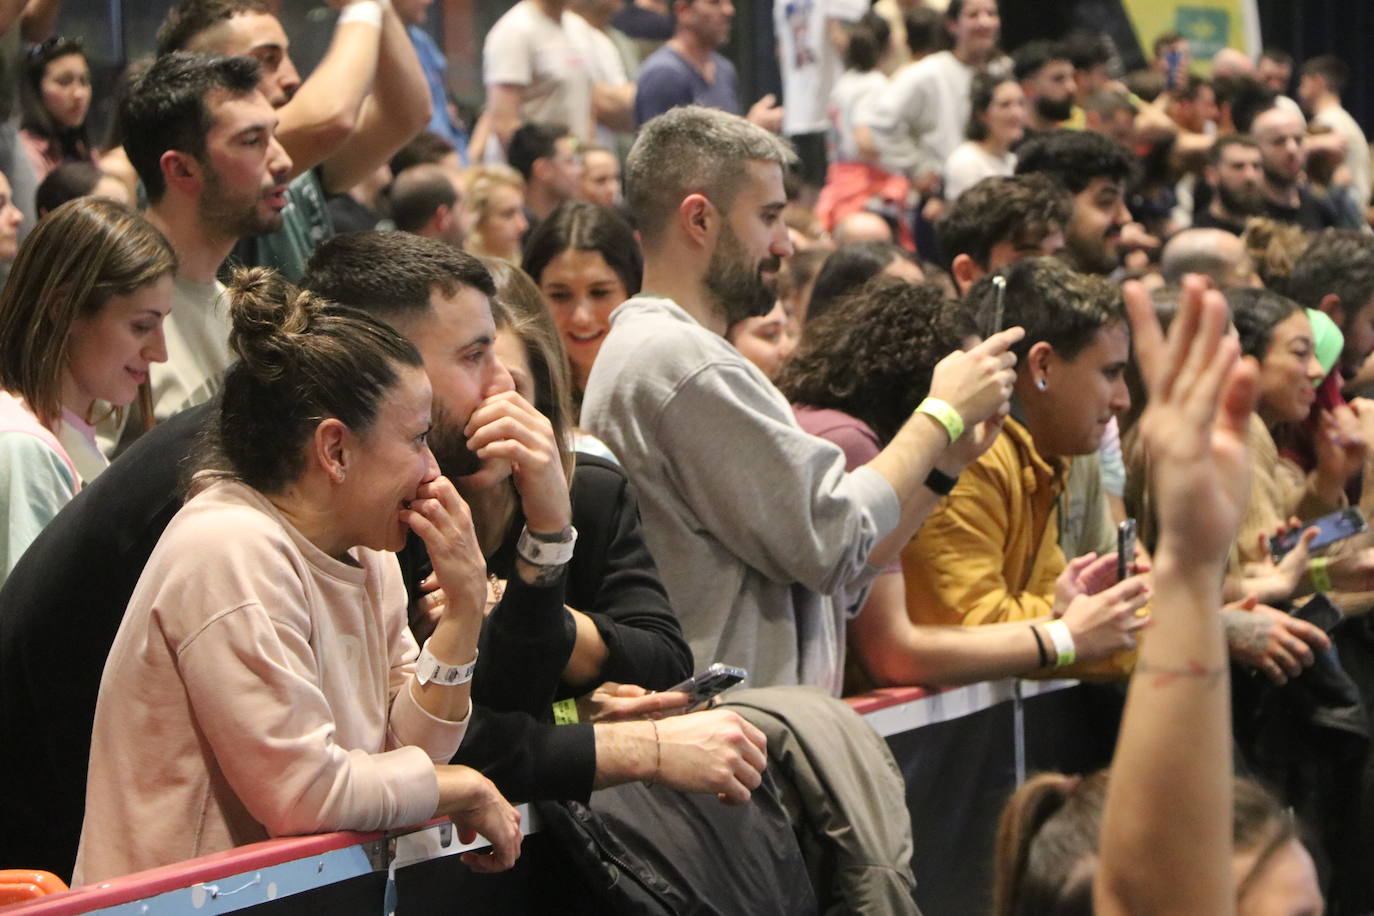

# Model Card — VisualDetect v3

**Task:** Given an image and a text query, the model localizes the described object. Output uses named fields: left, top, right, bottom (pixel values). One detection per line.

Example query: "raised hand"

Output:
left=926, top=327, right=1024, bottom=431
left=1127, top=275, right=1257, bottom=568
left=463, top=390, right=571, bottom=535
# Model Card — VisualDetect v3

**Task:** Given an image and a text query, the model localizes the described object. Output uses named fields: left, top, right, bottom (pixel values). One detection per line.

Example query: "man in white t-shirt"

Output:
left=483, top=0, right=599, bottom=146
left=772, top=0, right=869, bottom=201
left=865, top=0, right=1004, bottom=197
left=1298, top=55, right=1370, bottom=214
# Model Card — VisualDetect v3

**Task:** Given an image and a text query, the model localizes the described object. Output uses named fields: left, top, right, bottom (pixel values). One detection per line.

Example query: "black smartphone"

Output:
left=1293, top=594, right=1343, bottom=633
left=1269, top=508, right=1368, bottom=561
left=666, top=663, right=747, bottom=711
left=1117, top=518, right=1137, bottom=582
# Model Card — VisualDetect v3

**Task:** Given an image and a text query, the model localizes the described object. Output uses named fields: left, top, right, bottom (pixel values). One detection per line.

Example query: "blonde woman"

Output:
left=460, top=164, right=530, bottom=264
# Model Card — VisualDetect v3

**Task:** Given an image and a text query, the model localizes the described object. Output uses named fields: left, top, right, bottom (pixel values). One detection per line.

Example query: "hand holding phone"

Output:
left=1269, top=508, right=1367, bottom=561
left=1117, top=519, right=1138, bottom=583
left=666, top=663, right=747, bottom=712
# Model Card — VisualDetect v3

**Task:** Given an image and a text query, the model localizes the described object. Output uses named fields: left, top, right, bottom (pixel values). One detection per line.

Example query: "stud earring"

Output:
left=1037, top=378, right=1048, bottom=391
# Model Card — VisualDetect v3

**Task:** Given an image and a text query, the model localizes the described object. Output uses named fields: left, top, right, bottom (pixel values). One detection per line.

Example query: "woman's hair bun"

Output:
left=227, top=266, right=326, bottom=380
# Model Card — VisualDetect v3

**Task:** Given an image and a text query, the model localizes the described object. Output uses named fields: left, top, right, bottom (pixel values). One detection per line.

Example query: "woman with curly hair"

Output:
left=778, top=276, right=1143, bottom=692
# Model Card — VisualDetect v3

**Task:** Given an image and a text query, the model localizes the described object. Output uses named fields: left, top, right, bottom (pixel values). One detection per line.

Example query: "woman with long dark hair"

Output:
left=20, top=37, right=96, bottom=181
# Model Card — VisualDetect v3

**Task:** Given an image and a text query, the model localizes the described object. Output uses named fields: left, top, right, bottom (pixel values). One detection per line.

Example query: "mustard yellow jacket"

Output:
left=901, top=418, right=1136, bottom=679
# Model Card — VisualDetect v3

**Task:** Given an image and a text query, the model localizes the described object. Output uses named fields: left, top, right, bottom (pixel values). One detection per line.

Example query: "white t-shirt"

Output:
left=773, top=0, right=869, bottom=136
left=1313, top=105, right=1371, bottom=209
left=569, top=11, right=630, bottom=149
left=942, top=141, right=1016, bottom=202
left=483, top=1, right=597, bottom=143
left=152, top=276, right=232, bottom=422
left=828, top=68, right=888, bottom=163
left=867, top=50, right=987, bottom=179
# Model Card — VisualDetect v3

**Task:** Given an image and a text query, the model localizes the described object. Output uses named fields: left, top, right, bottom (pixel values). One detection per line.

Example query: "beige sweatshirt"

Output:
left=74, top=479, right=466, bottom=884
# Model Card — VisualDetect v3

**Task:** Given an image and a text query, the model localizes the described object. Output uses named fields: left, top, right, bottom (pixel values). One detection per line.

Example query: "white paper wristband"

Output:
left=338, top=0, right=385, bottom=30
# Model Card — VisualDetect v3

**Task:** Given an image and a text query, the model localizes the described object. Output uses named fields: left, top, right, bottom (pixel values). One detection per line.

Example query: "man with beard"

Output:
left=1012, top=40, right=1075, bottom=137
left=1251, top=103, right=1339, bottom=232
left=1193, top=134, right=1269, bottom=235
left=122, top=52, right=292, bottom=422
left=581, top=105, right=1022, bottom=691
left=158, top=0, right=432, bottom=280
left=1015, top=129, right=1134, bottom=276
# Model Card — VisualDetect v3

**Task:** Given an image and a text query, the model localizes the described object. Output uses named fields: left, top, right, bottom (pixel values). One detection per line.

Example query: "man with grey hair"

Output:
left=581, top=105, right=1022, bottom=691
left=1159, top=228, right=1257, bottom=289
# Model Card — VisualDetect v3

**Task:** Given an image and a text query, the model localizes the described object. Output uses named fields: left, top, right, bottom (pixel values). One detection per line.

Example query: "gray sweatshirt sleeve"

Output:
left=653, top=361, right=901, bottom=596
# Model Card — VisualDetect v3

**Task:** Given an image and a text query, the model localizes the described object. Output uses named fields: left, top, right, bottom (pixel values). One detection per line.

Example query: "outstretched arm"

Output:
left=319, top=2, right=431, bottom=194
left=1095, top=276, right=1255, bottom=916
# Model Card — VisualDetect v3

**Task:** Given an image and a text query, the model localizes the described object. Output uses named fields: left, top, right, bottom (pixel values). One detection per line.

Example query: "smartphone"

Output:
left=1165, top=48, right=1183, bottom=94
left=1268, top=507, right=1368, bottom=561
left=666, top=663, right=747, bottom=711
left=1292, top=594, right=1343, bottom=633
left=1117, top=518, right=1137, bottom=582
left=989, top=275, right=1007, bottom=336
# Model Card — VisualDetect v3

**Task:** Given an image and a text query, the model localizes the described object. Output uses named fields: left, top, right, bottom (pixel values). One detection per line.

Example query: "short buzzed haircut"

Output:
left=156, top=0, right=270, bottom=55
left=302, top=231, right=496, bottom=326
left=507, top=122, right=570, bottom=182
left=1301, top=55, right=1349, bottom=94
left=121, top=51, right=262, bottom=202
left=1208, top=132, right=1259, bottom=167
left=938, top=174, right=1070, bottom=271
left=626, top=105, right=798, bottom=243
left=391, top=130, right=456, bottom=175
left=1084, top=88, right=1138, bottom=119
left=389, top=164, right=458, bottom=233
left=1013, top=40, right=1071, bottom=82
left=1286, top=229, right=1374, bottom=315
left=1015, top=129, right=1134, bottom=195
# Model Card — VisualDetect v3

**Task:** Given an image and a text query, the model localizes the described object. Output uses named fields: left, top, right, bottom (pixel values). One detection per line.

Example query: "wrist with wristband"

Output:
left=338, top=0, right=387, bottom=29
left=415, top=642, right=478, bottom=687
left=1044, top=619, right=1077, bottom=668
left=916, top=397, right=964, bottom=445
left=1308, top=556, right=1333, bottom=593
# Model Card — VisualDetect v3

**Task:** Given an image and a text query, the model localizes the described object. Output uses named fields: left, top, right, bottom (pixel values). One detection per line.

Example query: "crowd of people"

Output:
left=0, top=0, right=1371, bottom=912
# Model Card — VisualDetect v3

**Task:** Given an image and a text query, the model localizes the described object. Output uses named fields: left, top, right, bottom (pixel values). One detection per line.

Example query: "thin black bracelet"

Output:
left=1030, top=623, right=1050, bottom=668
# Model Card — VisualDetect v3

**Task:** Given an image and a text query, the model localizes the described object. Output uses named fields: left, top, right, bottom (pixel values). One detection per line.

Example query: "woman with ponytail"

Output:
left=75, top=269, right=521, bottom=884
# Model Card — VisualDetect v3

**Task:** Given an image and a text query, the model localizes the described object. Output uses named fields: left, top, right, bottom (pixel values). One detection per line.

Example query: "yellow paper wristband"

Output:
left=916, top=397, right=964, bottom=444
left=552, top=697, right=579, bottom=725
left=1309, top=557, right=1333, bottom=593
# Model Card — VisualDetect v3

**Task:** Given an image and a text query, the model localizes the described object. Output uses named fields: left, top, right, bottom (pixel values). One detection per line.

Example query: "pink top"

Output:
left=74, top=479, right=467, bottom=884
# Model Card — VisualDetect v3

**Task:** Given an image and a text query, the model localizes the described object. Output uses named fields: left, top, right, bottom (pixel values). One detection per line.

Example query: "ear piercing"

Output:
left=1037, top=378, right=1048, bottom=391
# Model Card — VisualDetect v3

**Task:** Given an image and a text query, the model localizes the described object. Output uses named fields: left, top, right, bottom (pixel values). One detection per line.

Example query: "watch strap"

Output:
left=516, top=524, right=578, bottom=567
left=924, top=467, right=959, bottom=496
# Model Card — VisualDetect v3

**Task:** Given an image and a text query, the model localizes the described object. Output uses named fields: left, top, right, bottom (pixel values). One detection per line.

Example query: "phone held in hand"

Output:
left=1292, top=594, right=1343, bottom=633
left=666, top=663, right=747, bottom=712
left=1268, top=507, right=1368, bottom=561
left=1117, top=518, right=1137, bottom=582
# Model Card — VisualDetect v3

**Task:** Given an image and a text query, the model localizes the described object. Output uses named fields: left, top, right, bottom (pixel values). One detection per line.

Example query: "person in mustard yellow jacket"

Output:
left=903, top=257, right=1145, bottom=679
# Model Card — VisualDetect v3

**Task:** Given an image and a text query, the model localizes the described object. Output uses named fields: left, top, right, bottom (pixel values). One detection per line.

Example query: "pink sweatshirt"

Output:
left=74, top=479, right=467, bottom=884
